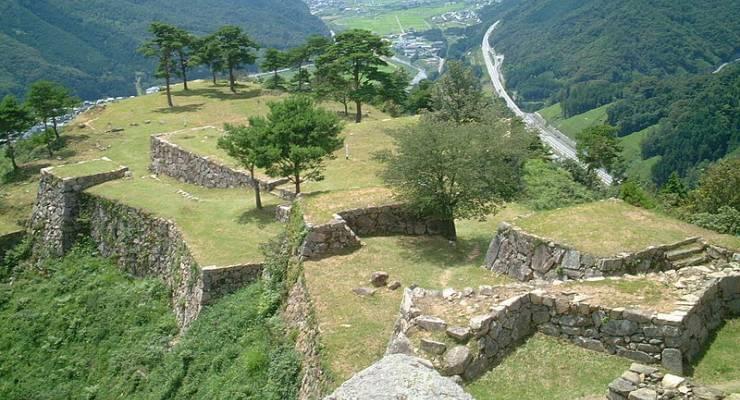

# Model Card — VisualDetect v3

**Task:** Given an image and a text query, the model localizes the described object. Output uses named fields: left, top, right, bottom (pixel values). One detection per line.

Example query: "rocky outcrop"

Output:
left=150, top=134, right=292, bottom=198
left=485, top=223, right=736, bottom=281
left=324, top=354, right=473, bottom=400
left=389, top=269, right=740, bottom=381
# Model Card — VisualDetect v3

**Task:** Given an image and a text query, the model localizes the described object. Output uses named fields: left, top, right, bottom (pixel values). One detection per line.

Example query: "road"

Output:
left=390, top=56, right=428, bottom=86
left=482, top=21, right=614, bottom=186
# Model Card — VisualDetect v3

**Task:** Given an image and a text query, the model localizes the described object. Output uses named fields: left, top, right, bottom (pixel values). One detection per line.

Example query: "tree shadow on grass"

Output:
left=393, top=233, right=491, bottom=270
left=237, top=205, right=278, bottom=228
left=2, top=162, right=52, bottom=185
left=173, top=87, right=263, bottom=101
left=154, top=103, right=205, bottom=114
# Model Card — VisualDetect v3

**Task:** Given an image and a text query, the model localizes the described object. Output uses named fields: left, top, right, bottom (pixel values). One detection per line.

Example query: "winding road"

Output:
left=482, top=21, right=614, bottom=186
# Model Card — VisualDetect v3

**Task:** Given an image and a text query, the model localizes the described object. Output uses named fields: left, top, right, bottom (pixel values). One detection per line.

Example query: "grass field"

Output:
left=303, top=204, right=529, bottom=388
left=331, top=2, right=467, bottom=35
left=49, top=158, right=123, bottom=179
left=466, top=333, right=630, bottom=400
left=537, top=103, right=610, bottom=139
left=619, top=126, right=661, bottom=183
left=693, top=319, right=740, bottom=393
left=516, top=199, right=740, bottom=255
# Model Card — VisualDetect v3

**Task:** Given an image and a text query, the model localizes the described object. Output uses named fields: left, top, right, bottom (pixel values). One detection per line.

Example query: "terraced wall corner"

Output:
left=485, top=222, right=737, bottom=281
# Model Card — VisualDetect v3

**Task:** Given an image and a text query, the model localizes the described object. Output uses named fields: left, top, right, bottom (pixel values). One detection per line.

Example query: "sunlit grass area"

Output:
left=515, top=199, right=740, bottom=255
left=692, top=319, right=740, bottom=393
left=48, top=158, right=123, bottom=178
left=537, top=103, right=610, bottom=139
left=466, top=333, right=630, bottom=400
left=303, top=204, right=529, bottom=388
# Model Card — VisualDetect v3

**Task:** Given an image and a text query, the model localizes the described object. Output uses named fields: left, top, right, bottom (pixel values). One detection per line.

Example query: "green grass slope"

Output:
left=0, top=245, right=298, bottom=399
left=537, top=103, right=609, bottom=139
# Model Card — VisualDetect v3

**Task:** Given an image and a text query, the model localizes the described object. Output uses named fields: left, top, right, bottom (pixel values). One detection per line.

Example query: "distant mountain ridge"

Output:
left=0, top=0, right=328, bottom=99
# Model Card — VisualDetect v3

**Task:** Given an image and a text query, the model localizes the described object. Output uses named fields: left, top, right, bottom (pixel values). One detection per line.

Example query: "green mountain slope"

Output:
left=472, top=0, right=740, bottom=113
left=0, top=0, right=328, bottom=99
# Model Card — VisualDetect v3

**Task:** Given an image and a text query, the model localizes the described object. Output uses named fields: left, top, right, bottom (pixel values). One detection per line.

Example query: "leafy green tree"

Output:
left=172, top=27, right=195, bottom=91
left=521, top=159, right=597, bottom=210
left=218, top=124, right=267, bottom=209
left=576, top=125, right=622, bottom=173
left=619, top=179, right=657, bottom=209
left=287, top=35, right=331, bottom=92
left=262, top=48, right=288, bottom=89
left=689, top=158, right=740, bottom=213
left=26, top=80, right=78, bottom=140
left=376, top=69, right=410, bottom=116
left=0, top=95, right=35, bottom=170
left=406, top=79, right=434, bottom=114
left=254, top=96, right=343, bottom=194
left=431, top=61, right=489, bottom=123
left=193, top=34, right=225, bottom=85
left=313, top=66, right=352, bottom=116
left=317, top=29, right=393, bottom=123
left=214, top=26, right=258, bottom=93
left=381, top=115, right=533, bottom=240
left=139, top=22, right=180, bottom=107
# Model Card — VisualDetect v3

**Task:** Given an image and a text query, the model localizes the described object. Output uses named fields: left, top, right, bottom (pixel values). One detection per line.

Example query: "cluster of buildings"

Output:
left=430, top=9, right=481, bottom=25
left=389, top=32, right=445, bottom=60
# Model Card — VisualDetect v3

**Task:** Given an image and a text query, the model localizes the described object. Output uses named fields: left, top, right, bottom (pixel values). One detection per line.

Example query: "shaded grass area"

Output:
left=88, top=176, right=282, bottom=266
left=516, top=200, right=740, bottom=255
left=692, top=319, right=740, bottom=393
left=466, top=333, right=630, bottom=400
left=0, top=245, right=298, bottom=399
left=537, top=103, right=610, bottom=139
left=303, top=205, right=528, bottom=388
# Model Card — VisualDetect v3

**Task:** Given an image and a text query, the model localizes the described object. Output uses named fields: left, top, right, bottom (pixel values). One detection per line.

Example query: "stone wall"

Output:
left=300, top=204, right=449, bottom=259
left=150, top=134, right=292, bottom=198
left=301, top=219, right=362, bottom=259
left=337, top=204, right=448, bottom=237
left=607, top=363, right=735, bottom=400
left=28, top=164, right=129, bottom=259
left=283, top=274, right=326, bottom=400
left=389, top=271, right=740, bottom=381
left=485, top=222, right=736, bottom=281
left=0, top=230, right=25, bottom=262
left=27, top=163, right=263, bottom=328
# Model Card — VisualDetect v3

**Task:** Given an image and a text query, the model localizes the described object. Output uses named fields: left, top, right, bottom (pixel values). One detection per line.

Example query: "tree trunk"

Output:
left=251, top=167, right=263, bottom=209
left=7, top=144, right=17, bottom=170
left=343, top=100, right=348, bottom=116
left=294, top=173, right=301, bottom=194
left=229, top=67, right=236, bottom=93
left=44, top=129, right=53, bottom=157
left=297, top=62, right=304, bottom=91
left=440, top=218, right=457, bottom=241
left=165, top=73, right=173, bottom=108
left=355, top=100, right=362, bottom=123
left=212, top=68, right=217, bottom=85
left=51, top=117, right=60, bottom=139
left=179, top=53, right=189, bottom=90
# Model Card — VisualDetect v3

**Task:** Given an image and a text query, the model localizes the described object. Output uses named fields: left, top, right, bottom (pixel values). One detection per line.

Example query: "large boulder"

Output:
left=324, top=354, right=473, bottom=400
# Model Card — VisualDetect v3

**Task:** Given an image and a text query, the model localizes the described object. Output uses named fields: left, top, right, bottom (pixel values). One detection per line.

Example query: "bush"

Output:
left=687, top=206, right=740, bottom=235
left=521, top=159, right=597, bottom=210
left=619, top=180, right=657, bottom=209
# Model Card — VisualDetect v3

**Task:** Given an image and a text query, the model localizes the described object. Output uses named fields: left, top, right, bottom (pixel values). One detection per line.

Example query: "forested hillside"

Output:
left=471, top=0, right=740, bottom=113
left=0, top=0, right=328, bottom=99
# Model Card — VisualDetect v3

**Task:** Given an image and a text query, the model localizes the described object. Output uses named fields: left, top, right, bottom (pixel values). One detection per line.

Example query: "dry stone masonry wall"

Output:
left=485, top=222, right=736, bottom=281
left=608, top=363, right=737, bottom=400
left=150, top=134, right=292, bottom=198
left=388, top=267, right=740, bottom=382
left=0, top=230, right=25, bottom=262
left=28, top=163, right=263, bottom=328
left=301, top=204, right=449, bottom=259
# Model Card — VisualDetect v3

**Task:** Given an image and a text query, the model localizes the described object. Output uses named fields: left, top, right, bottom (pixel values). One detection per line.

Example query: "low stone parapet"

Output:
left=201, top=263, right=263, bottom=304
left=150, top=134, right=290, bottom=197
left=607, top=363, right=734, bottom=400
left=301, top=219, right=362, bottom=259
left=485, top=222, right=735, bottom=281
left=0, top=230, right=25, bottom=261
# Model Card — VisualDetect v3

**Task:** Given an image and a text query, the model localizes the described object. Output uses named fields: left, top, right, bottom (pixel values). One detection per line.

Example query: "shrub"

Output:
left=619, top=179, right=657, bottom=209
left=521, top=159, right=597, bottom=210
left=687, top=206, right=740, bottom=235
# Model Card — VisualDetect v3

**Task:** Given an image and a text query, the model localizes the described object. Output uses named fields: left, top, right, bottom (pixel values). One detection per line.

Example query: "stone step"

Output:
left=666, top=246, right=705, bottom=261
left=673, top=254, right=710, bottom=268
left=664, top=236, right=701, bottom=251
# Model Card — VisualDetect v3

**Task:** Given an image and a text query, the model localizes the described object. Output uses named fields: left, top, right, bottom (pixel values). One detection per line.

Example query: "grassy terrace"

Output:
left=328, top=1, right=467, bottom=35
left=47, top=159, right=123, bottom=179
left=303, top=204, right=530, bottom=388
left=515, top=200, right=740, bottom=255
